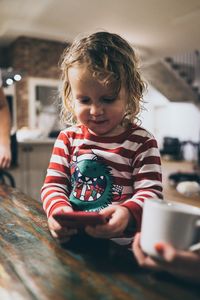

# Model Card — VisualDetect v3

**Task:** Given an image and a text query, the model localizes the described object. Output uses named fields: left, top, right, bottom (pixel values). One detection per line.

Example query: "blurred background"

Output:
left=1, top=0, right=200, bottom=200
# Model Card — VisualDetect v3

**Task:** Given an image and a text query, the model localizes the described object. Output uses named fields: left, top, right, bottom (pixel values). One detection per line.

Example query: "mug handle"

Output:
left=189, top=219, right=200, bottom=252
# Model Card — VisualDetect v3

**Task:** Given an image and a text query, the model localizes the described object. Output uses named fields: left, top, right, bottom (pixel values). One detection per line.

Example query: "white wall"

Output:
left=140, top=85, right=200, bottom=150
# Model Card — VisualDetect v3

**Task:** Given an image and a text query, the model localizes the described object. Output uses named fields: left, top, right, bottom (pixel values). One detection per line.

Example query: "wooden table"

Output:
left=0, top=185, right=200, bottom=300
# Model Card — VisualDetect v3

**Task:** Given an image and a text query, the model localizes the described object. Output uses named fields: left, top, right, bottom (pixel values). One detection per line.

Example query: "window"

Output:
left=28, top=77, right=61, bottom=135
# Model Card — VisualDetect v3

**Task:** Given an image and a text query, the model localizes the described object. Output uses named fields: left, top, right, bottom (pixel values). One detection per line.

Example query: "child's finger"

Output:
left=50, top=229, right=59, bottom=239
left=99, top=205, right=115, bottom=218
left=48, top=216, right=62, bottom=231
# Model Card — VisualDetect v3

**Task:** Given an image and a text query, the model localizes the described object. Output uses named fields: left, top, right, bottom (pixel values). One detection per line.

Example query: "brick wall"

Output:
left=8, top=36, right=68, bottom=128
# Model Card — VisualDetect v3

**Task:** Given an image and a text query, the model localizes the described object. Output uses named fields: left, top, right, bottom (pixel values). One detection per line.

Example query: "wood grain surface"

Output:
left=0, top=185, right=199, bottom=300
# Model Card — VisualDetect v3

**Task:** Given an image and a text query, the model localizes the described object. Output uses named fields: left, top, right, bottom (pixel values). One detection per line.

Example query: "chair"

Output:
left=0, top=169, right=15, bottom=187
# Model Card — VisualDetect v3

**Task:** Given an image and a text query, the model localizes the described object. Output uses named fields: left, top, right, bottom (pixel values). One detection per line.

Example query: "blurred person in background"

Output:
left=0, top=70, right=11, bottom=168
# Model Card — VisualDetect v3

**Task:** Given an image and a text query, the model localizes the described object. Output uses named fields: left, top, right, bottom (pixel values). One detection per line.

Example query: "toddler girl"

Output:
left=41, top=31, right=163, bottom=246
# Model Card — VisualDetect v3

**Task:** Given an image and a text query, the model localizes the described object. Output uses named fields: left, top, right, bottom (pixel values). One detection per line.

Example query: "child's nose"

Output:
left=90, top=103, right=104, bottom=115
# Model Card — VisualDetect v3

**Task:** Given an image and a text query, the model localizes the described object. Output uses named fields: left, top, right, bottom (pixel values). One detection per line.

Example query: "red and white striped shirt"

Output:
left=41, top=124, right=163, bottom=232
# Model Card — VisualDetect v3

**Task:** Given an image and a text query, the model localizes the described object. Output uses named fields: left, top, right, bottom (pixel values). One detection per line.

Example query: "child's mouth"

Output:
left=90, top=120, right=108, bottom=125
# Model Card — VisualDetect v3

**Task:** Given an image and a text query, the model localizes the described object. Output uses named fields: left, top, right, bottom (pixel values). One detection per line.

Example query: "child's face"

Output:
left=68, top=64, right=128, bottom=136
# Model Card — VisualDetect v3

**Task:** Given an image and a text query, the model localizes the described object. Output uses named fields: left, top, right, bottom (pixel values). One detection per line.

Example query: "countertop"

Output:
left=18, top=138, right=56, bottom=145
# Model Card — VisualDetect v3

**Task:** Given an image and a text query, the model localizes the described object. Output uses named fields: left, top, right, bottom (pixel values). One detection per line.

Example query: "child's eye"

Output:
left=77, top=98, right=90, bottom=104
left=101, top=97, right=116, bottom=104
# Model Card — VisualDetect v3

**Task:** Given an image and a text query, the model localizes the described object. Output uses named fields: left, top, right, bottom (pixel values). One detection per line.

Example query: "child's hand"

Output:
left=48, top=207, right=78, bottom=243
left=85, top=205, right=133, bottom=239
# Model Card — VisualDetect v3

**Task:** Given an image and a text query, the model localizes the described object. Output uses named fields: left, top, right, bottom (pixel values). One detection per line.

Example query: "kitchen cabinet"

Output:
left=10, top=140, right=54, bottom=201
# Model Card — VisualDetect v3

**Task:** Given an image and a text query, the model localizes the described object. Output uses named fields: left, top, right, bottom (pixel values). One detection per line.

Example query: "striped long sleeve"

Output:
left=41, top=124, right=163, bottom=231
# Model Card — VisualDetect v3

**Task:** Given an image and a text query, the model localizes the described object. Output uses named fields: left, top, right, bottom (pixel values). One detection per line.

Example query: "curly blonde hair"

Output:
left=59, top=31, right=146, bottom=125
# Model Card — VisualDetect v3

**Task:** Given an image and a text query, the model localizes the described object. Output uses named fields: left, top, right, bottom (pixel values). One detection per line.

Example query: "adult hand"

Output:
left=85, top=205, right=132, bottom=239
left=0, top=86, right=11, bottom=168
left=0, top=143, right=11, bottom=168
left=133, top=232, right=200, bottom=283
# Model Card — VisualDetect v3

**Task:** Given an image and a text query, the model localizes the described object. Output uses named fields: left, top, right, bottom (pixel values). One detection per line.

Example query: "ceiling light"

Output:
left=6, top=78, right=14, bottom=85
left=14, top=74, right=22, bottom=81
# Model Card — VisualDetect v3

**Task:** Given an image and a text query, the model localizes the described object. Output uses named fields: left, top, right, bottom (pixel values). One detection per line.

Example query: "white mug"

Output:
left=140, top=199, right=200, bottom=258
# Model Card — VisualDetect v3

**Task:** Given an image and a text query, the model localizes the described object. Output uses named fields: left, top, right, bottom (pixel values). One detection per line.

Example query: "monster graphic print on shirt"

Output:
left=69, top=151, right=122, bottom=211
